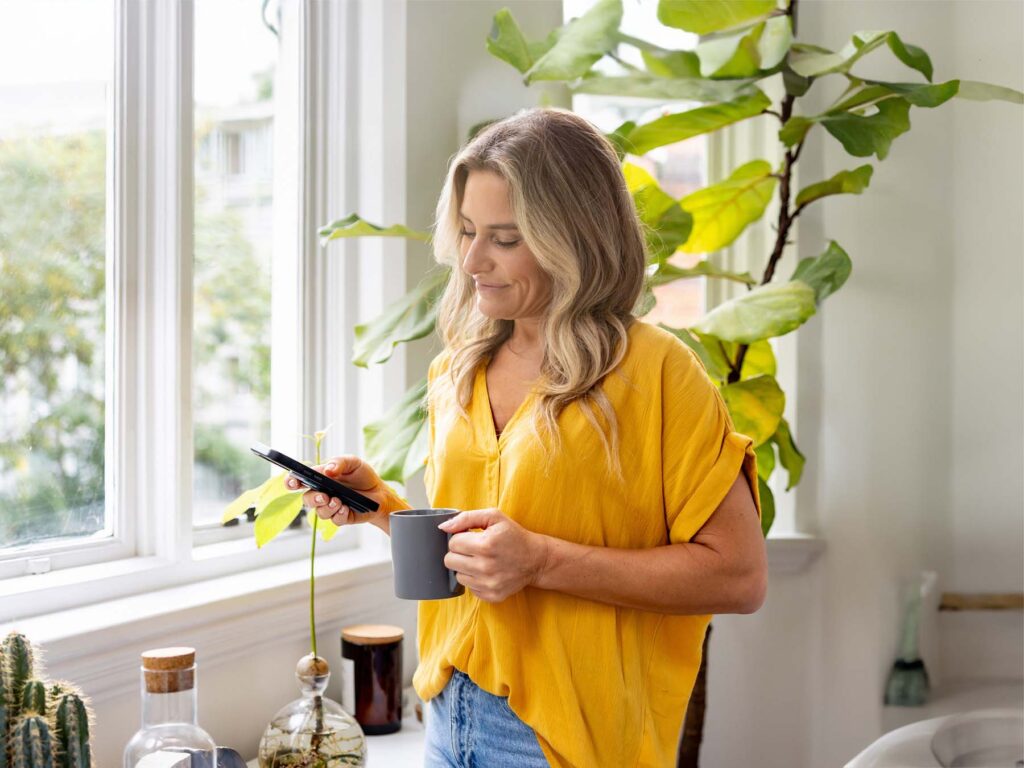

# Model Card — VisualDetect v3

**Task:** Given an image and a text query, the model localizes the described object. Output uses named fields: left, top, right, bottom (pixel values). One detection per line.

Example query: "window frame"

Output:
left=0, top=0, right=408, bottom=616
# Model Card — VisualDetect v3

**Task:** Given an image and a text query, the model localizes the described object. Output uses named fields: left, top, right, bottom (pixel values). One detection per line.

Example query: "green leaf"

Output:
left=319, top=213, right=431, bottom=244
left=623, top=90, right=771, bottom=155
left=606, top=120, right=637, bottom=160
left=623, top=163, right=694, bottom=259
left=771, top=417, right=804, bottom=490
left=779, top=115, right=813, bottom=147
left=659, top=325, right=728, bottom=380
left=819, top=96, right=911, bottom=160
left=782, top=64, right=812, bottom=97
left=525, top=0, right=622, bottom=83
left=757, top=15, right=792, bottom=69
left=789, top=30, right=930, bottom=80
left=696, top=22, right=764, bottom=78
left=487, top=9, right=538, bottom=73
left=795, top=164, right=873, bottom=208
left=720, top=373, right=785, bottom=445
left=860, top=79, right=959, bottom=108
left=649, top=259, right=756, bottom=288
left=955, top=80, right=1024, bottom=104
left=353, top=268, right=449, bottom=367
left=739, top=338, right=776, bottom=378
left=639, top=48, right=702, bottom=79
left=758, top=476, right=775, bottom=536
left=646, top=206, right=694, bottom=261
left=573, top=72, right=760, bottom=102
left=680, top=160, right=777, bottom=253
left=308, top=509, right=342, bottom=543
left=364, top=378, right=429, bottom=484
left=693, top=280, right=817, bottom=344
left=254, top=490, right=305, bottom=548
left=754, top=440, right=776, bottom=481
left=657, top=0, right=777, bottom=35
left=221, top=484, right=263, bottom=524
left=790, top=240, right=852, bottom=304
left=635, top=285, right=658, bottom=317
left=885, top=32, right=933, bottom=81
left=624, top=162, right=677, bottom=222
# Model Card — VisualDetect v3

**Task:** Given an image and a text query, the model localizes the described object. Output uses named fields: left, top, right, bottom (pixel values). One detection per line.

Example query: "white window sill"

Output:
left=766, top=533, right=825, bottom=574
left=0, top=546, right=394, bottom=703
left=0, top=523, right=380, bottom=621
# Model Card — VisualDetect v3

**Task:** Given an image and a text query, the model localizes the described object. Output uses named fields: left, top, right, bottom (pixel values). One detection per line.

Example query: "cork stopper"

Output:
left=341, top=624, right=404, bottom=645
left=141, top=647, right=196, bottom=693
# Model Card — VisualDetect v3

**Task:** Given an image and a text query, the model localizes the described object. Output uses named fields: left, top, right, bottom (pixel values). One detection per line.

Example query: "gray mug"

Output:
left=390, top=508, right=465, bottom=600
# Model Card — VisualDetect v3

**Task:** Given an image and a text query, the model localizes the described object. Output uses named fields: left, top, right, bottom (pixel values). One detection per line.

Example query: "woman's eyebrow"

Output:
left=458, top=211, right=520, bottom=230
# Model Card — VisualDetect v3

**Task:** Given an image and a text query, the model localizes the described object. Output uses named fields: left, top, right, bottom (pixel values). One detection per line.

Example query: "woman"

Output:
left=287, top=107, right=767, bottom=768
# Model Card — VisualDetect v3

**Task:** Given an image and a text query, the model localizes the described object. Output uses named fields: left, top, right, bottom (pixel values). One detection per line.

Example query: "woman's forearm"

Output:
left=532, top=534, right=764, bottom=615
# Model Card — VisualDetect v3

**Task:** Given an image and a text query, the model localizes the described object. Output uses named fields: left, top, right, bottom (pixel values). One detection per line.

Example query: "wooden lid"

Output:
left=341, top=624, right=404, bottom=645
left=141, top=647, right=196, bottom=693
left=142, top=647, right=195, bottom=670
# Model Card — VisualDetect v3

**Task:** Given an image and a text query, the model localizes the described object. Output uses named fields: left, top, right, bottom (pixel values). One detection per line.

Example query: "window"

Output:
left=0, top=0, right=114, bottom=557
left=565, top=0, right=707, bottom=330
left=192, top=0, right=278, bottom=532
left=0, top=0, right=398, bottom=615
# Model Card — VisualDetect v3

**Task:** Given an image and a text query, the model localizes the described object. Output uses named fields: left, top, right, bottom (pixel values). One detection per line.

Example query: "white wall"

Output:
left=703, top=2, right=1024, bottom=766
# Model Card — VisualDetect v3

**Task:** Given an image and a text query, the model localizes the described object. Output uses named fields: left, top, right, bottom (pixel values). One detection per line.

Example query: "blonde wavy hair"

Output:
left=429, top=107, right=647, bottom=482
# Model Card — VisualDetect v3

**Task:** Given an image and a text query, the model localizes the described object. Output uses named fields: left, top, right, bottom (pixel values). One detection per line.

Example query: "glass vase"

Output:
left=258, top=655, right=366, bottom=768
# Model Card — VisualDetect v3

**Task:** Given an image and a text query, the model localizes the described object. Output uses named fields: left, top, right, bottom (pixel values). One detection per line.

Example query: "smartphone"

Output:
left=250, top=442, right=380, bottom=514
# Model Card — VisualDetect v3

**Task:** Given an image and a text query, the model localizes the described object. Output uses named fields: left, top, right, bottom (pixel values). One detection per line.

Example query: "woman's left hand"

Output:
left=439, top=509, right=549, bottom=603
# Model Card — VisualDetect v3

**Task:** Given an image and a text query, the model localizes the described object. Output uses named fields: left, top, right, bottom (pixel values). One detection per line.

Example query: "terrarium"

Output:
left=258, top=654, right=366, bottom=767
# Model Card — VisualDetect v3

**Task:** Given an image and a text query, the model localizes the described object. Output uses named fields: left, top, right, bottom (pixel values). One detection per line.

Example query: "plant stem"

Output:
left=729, top=0, right=801, bottom=384
left=310, top=438, right=323, bottom=658
left=311, top=515, right=318, bottom=657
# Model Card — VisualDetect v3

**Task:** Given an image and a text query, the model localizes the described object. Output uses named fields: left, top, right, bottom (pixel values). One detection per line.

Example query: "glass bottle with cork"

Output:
left=124, top=646, right=218, bottom=768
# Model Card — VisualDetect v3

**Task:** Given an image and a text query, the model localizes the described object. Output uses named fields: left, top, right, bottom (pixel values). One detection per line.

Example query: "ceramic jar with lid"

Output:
left=340, top=624, right=404, bottom=734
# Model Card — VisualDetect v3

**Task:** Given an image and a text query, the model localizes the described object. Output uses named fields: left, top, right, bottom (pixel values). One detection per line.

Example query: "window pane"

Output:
left=565, top=0, right=706, bottom=329
left=192, top=0, right=278, bottom=527
left=0, top=0, right=113, bottom=550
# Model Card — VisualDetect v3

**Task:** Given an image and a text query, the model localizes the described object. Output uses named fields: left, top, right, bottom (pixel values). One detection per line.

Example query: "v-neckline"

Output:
left=476, top=360, right=537, bottom=449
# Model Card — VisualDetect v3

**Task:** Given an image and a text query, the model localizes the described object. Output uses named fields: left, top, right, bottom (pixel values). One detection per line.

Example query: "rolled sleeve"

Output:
left=662, top=344, right=761, bottom=544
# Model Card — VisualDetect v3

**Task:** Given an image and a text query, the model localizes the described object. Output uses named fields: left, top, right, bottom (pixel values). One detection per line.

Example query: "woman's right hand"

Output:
left=285, top=455, right=395, bottom=531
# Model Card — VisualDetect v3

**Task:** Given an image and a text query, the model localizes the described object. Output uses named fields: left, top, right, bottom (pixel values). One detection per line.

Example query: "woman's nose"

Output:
left=461, top=237, right=491, bottom=274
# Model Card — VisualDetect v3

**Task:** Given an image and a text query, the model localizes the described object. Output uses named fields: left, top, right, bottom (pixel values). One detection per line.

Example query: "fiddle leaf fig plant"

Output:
left=320, top=0, right=1020, bottom=541
left=257, top=1, right=1019, bottom=763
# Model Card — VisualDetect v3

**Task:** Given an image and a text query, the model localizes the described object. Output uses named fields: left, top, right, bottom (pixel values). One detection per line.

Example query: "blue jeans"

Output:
left=424, top=669, right=549, bottom=767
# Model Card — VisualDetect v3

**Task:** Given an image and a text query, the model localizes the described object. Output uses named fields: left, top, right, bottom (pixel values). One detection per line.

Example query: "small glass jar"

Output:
left=123, top=647, right=218, bottom=768
left=340, top=624, right=403, bottom=735
left=257, top=655, right=366, bottom=767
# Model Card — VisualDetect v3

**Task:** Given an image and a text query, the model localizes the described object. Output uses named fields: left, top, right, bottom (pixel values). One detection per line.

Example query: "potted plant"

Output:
left=223, top=429, right=367, bottom=767
left=303, top=0, right=1022, bottom=764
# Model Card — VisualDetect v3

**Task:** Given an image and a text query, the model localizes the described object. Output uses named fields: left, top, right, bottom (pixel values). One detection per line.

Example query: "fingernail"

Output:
left=316, top=494, right=326, bottom=504
left=438, top=521, right=451, bottom=529
left=326, top=463, right=336, bottom=472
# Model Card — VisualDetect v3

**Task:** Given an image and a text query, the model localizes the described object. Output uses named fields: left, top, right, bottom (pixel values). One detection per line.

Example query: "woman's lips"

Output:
left=476, top=282, right=507, bottom=291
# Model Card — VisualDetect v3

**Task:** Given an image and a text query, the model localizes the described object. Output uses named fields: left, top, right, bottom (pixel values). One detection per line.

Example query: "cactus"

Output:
left=3, top=634, right=34, bottom=722
left=53, top=694, right=91, bottom=768
left=11, top=716, right=53, bottom=768
left=0, top=635, right=93, bottom=768
left=20, top=683, right=46, bottom=719
left=1, top=655, right=9, bottom=768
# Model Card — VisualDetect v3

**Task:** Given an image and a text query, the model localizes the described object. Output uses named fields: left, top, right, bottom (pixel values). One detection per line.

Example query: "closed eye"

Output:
left=459, top=230, right=520, bottom=248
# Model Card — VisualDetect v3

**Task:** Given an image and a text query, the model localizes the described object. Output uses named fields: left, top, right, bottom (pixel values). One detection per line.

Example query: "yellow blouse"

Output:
left=413, top=320, right=760, bottom=768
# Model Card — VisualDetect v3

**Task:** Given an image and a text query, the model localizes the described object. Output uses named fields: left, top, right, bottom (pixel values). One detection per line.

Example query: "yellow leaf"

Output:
left=681, top=160, right=776, bottom=253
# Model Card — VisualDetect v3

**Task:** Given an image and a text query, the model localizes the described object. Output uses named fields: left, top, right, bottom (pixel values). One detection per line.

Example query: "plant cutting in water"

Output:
left=223, top=428, right=367, bottom=767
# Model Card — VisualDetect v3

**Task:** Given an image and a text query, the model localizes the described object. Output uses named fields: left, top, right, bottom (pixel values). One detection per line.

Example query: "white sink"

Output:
left=930, top=709, right=1024, bottom=767
left=846, top=708, right=1024, bottom=768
